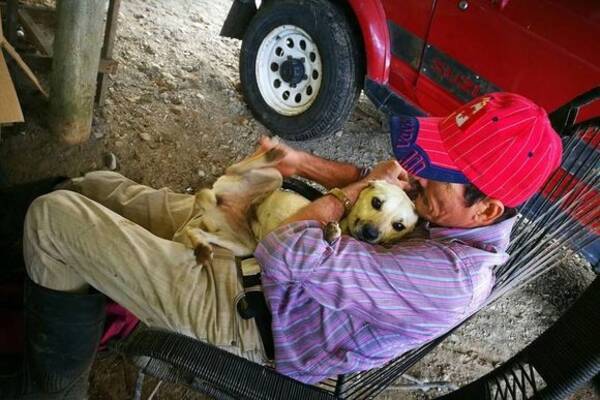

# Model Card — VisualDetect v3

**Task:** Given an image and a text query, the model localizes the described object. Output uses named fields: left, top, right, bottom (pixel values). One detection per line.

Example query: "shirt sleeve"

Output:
left=255, top=221, right=475, bottom=331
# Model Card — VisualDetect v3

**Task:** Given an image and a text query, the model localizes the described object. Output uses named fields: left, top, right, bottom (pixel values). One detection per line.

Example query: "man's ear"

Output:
left=475, top=198, right=505, bottom=225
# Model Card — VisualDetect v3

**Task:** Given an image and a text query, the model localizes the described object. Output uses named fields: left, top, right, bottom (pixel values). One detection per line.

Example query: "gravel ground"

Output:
left=1, top=1, right=596, bottom=399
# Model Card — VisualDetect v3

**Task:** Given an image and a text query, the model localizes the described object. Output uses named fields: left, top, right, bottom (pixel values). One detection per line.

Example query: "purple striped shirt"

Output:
left=254, top=217, right=515, bottom=384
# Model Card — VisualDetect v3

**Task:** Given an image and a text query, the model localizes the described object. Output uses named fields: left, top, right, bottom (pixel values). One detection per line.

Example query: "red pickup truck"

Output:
left=221, top=0, right=599, bottom=141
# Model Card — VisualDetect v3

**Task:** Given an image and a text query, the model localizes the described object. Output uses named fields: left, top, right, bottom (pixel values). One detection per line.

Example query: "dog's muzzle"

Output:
left=357, top=224, right=380, bottom=243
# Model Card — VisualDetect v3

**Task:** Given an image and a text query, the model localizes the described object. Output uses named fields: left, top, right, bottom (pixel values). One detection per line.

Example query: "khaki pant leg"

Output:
left=23, top=190, right=265, bottom=362
left=67, top=171, right=196, bottom=240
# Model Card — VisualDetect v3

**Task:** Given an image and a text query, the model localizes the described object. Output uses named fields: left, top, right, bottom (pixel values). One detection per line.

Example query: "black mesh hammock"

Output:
left=114, top=89, right=600, bottom=400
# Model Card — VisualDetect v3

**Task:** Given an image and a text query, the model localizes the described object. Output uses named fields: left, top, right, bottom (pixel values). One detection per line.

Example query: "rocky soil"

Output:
left=1, top=0, right=596, bottom=399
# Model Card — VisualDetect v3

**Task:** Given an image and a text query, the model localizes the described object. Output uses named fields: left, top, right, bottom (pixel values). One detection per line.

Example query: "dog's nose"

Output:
left=361, top=225, right=380, bottom=242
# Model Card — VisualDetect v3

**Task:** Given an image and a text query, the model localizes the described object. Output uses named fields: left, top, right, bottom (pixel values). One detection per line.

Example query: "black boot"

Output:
left=0, top=176, right=68, bottom=281
left=1, top=278, right=105, bottom=399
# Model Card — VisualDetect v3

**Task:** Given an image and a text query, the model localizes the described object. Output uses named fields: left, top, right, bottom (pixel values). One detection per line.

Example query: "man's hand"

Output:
left=364, top=160, right=411, bottom=190
left=253, top=136, right=304, bottom=177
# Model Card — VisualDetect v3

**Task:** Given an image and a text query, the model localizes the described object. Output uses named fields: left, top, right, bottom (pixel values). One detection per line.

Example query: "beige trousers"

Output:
left=23, top=171, right=266, bottom=363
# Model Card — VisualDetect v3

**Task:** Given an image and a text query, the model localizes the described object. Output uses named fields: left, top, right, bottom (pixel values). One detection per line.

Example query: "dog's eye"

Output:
left=371, top=197, right=383, bottom=210
left=392, top=222, right=405, bottom=231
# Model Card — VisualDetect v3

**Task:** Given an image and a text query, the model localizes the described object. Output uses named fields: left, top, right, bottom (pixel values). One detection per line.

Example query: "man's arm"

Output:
left=254, top=137, right=412, bottom=228
left=294, top=152, right=364, bottom=189
left=280, top=160, right=411, bottom=226
left=281, top=180, right=368, bottom=226
left=255, top=136, right=364, bottom=189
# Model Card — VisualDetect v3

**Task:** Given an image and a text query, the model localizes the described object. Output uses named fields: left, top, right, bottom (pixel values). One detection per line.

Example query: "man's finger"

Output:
left=258, top=136, right=271, bottom=147
left=248, top=136, right=273, bottom=157
left=396, top=171, right=409, bottom=182
left=398, top=181, right=412, bottom=190
left=389, top=160, right=410, bottom=181
left=389, top=178, right=411, bottom=191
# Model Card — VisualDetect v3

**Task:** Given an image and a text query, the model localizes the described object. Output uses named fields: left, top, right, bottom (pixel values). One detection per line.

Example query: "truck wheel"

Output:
left=240, top=0, right=363, bottom=141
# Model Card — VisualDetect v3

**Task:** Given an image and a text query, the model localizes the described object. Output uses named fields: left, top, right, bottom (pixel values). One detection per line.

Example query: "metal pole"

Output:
left=50, top=0, right=107, bottom=144
left=96, top=0, right=121, bottom=106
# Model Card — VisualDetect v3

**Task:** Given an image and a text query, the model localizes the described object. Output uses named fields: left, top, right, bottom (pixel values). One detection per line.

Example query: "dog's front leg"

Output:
left=324, top=221, right=342, bottom=244
left=324, top=218, right=353, bottom=244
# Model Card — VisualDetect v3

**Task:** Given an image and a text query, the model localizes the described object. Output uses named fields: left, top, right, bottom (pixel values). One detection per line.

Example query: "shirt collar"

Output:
left=425, top=215, right=516, bottom=253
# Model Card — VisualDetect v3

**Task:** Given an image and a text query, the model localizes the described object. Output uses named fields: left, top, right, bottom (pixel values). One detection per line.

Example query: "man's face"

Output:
left=410, top=176, right=481, bottom=228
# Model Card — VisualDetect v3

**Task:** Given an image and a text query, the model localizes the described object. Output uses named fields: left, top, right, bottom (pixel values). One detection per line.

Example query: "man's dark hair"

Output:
left=464, top=183, right=517, bottom=222
left=464, top=183, right=487, bottom=207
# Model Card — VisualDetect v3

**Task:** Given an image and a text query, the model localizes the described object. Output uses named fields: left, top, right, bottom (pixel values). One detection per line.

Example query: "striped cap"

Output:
left=390, top=92, right=563, bottom=207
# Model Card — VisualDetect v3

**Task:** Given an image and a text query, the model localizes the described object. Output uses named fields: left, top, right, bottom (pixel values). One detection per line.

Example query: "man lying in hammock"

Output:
left=9, top=92, right=563, bottom=398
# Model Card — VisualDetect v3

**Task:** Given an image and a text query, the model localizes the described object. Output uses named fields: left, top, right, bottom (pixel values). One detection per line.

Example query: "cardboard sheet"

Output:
left=0, top=8, right=48, bottom=124
left=0, top=47, right=23, bottom=123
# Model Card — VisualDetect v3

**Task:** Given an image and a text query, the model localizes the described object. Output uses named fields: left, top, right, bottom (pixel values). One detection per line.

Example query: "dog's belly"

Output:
left=252, top=189, right=310, bottom=241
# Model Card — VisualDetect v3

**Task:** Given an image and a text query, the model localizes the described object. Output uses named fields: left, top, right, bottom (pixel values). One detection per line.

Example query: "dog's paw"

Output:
left=324, top=221, right=342, bottom=245
left=194, top=242, right=214, bottom=267
left=264, top=147, right=285, bottom=163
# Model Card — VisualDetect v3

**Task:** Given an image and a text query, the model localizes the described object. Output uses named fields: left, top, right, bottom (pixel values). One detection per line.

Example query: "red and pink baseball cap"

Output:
left=390, top=92, right=563, bottom=207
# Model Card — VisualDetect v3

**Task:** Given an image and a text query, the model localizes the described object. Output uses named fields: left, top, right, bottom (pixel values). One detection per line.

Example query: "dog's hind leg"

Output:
left=185, top=227, right=214, bottom=267
left=186, top=226, right=256, bottom=259
left=225, top=147, right=285, bottom=175
left=213, top=168, right=283, bottom=207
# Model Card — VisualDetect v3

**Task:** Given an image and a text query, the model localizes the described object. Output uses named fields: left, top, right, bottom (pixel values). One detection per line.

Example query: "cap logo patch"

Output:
left=453, top=96, right=491, bottom=128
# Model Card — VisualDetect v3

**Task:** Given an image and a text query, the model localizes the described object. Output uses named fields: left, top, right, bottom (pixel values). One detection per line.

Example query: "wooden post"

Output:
left=50, top=0, right=107, bottom=144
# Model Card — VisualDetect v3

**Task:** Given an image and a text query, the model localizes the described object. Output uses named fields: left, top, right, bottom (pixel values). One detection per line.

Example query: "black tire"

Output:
left=240, top=0, right=363, bottom=141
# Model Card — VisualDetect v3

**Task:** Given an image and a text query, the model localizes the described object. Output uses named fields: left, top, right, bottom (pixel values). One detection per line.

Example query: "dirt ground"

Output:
left=1, top=0, right=597, bottom=399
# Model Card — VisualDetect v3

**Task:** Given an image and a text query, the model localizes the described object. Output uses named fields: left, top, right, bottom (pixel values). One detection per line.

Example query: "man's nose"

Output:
left=414, top=176, right=428, bottom=187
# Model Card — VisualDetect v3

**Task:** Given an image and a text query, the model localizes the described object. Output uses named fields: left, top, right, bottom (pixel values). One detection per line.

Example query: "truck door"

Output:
left=379, top=0, right=435, bottom=104
left=416, top=0, right=600, bottom=116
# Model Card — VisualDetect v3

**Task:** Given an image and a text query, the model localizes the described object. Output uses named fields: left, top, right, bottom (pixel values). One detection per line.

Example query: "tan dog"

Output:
left=173, top=150, right=418, bottom=266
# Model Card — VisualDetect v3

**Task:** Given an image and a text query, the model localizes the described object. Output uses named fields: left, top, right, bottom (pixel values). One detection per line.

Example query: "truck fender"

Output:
left=346, top=0, right=390, bottom=84
left=220, top=0, right=258, bottom=39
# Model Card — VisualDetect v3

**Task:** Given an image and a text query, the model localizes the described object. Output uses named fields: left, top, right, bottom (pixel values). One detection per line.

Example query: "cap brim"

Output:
left=389, top=115, right=469, bottom=184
